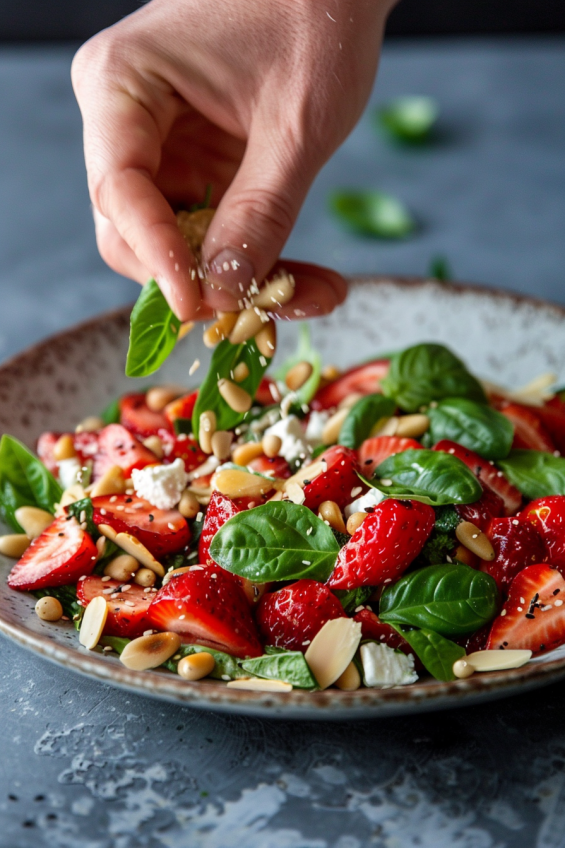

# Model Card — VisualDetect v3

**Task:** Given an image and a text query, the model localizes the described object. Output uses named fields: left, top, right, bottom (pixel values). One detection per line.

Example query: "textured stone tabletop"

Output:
left=0, top=38, right=564, bottom=847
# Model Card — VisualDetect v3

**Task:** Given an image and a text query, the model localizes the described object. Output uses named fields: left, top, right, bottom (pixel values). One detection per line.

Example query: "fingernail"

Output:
left=206, top=249, right=255, bottom=299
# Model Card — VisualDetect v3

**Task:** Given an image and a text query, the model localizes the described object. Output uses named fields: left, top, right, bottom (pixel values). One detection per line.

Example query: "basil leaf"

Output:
left=240, top=650, right=318, bottom=689
left=34, top=585, right=84, bottom=630
left=427, top=398, right=514, bottom=460
left=209, top=501, right=339, bottom=583
left=274, top=323, right=321, bottom=404
left=428, top=255, right=452, bottom=282
left=66, top=497, right=98, bottom=538
left=381, top=343, right=486, bottom=412
left=497, top=450, right=565, bottom=500
left=163, top=644, right=248, bottom=680
left=391, top=625, right=465, bottom=681
left=192, top=339, right=270, bottom=439
left=377, top=96, right=439, bottom=144
left=333, top=586, right=374, bottom=615
left=0, top=435, right=63, bottom=532
left=329, top=190, right=415, bottom=239
left=374, top=449, right=482, bottom=505
left=379, top=563, right=499, bottom=635
left=125, top=279, right=181, bottom=378
left=101, top=396, right=121, bottom=425
left=338, top=394, right=396, bottom=449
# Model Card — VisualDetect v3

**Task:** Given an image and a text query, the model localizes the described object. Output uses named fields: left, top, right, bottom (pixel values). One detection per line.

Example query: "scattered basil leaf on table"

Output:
left=379, top=563, right=499, bottom=635
left=373, top=448, right=483, bottom=505
left=428, top=255, right=452, bottom=282
left=164, top=644, right=249, bottom=681
left=497, top=450, right=565, bottom=499
left=241, top=650, right=318, bottom=689
left=0, top=435, right=62, bottom=532
left=391, top=625, right=465, bottom=681
left=209, top=501, right=339, bottom=583
left=126, top=279, right=181, bottom=378
left=329, top=190, right=415, bottom=239
left=427, top=398, right=514, bottom=460
left=381, top=343, right=487, bottom=412
left=34, top=585, right=84, bottom=630
left=66, top=497, right=99, bottom=538
left=338, top=394, right=396, bottom=449
left=376, top=96, right=439, bottom=144
left=274, top=323, right=321, bottom=404
left=333, top=586, right=374, bottom=615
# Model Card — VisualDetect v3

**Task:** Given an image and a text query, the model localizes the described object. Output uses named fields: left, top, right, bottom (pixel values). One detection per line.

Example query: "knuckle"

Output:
left=232, top=188, right=297, bottom=246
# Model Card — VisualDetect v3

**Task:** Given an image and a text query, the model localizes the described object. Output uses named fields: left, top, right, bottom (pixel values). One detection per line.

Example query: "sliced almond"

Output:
left=14, top=506, right=53, bottom=539
left=114, top=532, right=165, bottom=577
left=79, top=596, right=108, bottom=650
left=98, top=523, right=118, bottom=543
left=284, top=480, right=306, bottom=505
left=120, top=632, right=182, bottom=671
left=89, top=465, right=126, bottom=498
left=467, top=649, right=532, bottom=672
left=304, top=619, right=362, bottom=690
left=226, top=678, right=293, bottom=693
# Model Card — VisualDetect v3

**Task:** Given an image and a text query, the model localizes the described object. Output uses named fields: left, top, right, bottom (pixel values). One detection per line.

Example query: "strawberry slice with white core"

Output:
left=77, top=574, right=152, bottom=638
left=92, top=424, right=158, bottom=481
left=8, top=515, right=98, bottom=591
left=91, top=494, right=190, bottom=558
left=311, top=360, right=390, bottom=410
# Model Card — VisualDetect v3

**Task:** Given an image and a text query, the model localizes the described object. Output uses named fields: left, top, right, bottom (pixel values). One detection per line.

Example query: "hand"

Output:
left=72, top=0, right=395, bottom=321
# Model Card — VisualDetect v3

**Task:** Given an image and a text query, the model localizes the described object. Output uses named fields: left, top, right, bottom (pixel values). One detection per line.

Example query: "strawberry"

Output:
left=91, top=494, right=190, bottom=558
left=311, top=359, right=390, bottom=411
left=433, top=439, right=522, bottom=516
left=36, top=432, right=62, bottom=475
left=328, top=498, right=435, bottom=590
left=199, top=490, right=242, bottom=566
left=160, top=433, right=208, bottom=474
left=455, top=485, right=505, bottom=531
left=92, top=424, right=158, bottom=480
left=521, top=496, right=565, bottom=572
left=358, top=435, right=421, bottom=478
left=36, top=430, right=100, bottom=476
left=147, top=567, right=262, bottom=658
left=302, top=445, right=362, bottom=512
left=248, top=453, right=292, bottom=479
left=458, top=623, right=491, bottom=654
left=535, top=396, right=565, bottom=454
left=119, top=393, right=171, bottom=437
left=8, top=515, right=98, bottom=591
left=352, top=608, right=413, bottom=655
left=164, top=390, right=198, bottom=427
left=77, top=575, right=152, bottom=638
left=256, top=579, right=346, bottom=652
left=486, top=564, right=565, bottom=655
left=480, top=517, right=547, bottom=592
left=255, top=376, right=281, bottom=406
left=499, top=402, right=556, bottom=452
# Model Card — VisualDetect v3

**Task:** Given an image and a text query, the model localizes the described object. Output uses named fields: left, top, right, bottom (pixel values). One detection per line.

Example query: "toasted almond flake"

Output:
left=284, top=481, right=305, bottom=505
left=120, top=632, right=182, bottom=671
left=304, top=619, right=362, bottom=690
left=467, top=649, right=532, bottom=672
left=114, top=532, right=165, bottom=577
left=79, top=596, right=108, bottom=650
left=226, top=678, right=293, bottom=693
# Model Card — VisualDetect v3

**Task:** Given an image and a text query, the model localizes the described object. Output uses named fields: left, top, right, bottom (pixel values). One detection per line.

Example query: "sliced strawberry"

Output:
left=521, top=496, right=565, bottom=572
left=119, top=393, right=171, bottom=437
left=358, top=436, right=421, bottom=478
left=147, top=567, right=262, bottom=658
left=73, top=431, right=101, bottom=464
left=455, top=485, right=505, bottom=532
left=255, top=376, right=280, bottom=407
left=433, top=440, right=522, bottom=516
left=91, top=494, right=189, bottom=558
left=328, top=498, right=435, bottom=590
left=8, top=515, right=98, bottom=591
left=486, top=564, right=565, bottom=655
left=499, top=402, right=556, bottom=452
left=458, top=623, right=491, bottom=654
left=161, top=433, right=208, bottom=473
left=164, top=390, right=198, bottom=427
left=312, top=359, right=390, bottom=411
left=480, top=517, right=547, bottom=592
left=256, top=579, right=346, bottom=652
left=199, top=491, right=241, bottom=567
left=248, top=453, right=292, bottom=479
left=535, top=396, right=565, bottom=454
left=36, top=430, right=100, bottom=476
left=352, top=608, right=413, bottom=656
left=302, top=445, right=362, bottom=512
left=92, top=424, right=158, bottom=480
left=77, top=574, right=152, bottom=638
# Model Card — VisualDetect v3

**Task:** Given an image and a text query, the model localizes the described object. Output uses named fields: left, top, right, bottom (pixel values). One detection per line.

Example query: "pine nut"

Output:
left=232, top=442, right=264, bottom=467
left=114, top=532, right=165, bottom=577
left=322, top=407, right=350, bottom=445
left=371, top=416, right=399, bottom=437
left=199, top=410, right=216, bottom=454
left=453, top=658, right=474, bottom=679
left=346, top=512, right=367, bottom=536
left=212, top=468, right=275, bottom=498
left=203, top=313, right=238, bottom=348
left=75, top=416, right=104, bottom=433
left=79, top=596, right=108, bottom=650
left=162, top=566, right=192, bottom=587
left=226, top=678, right=293, bottom=692
left=146, top=385, right=184, bottom=412
left=177, top=207, right=214, bottom=257
left=229, top=308, right=268, bottom=345
left=98, top=523, right=118, bottom=542
left=57, top=483, right=86, bottom=513
left=262, top=434, right=282, bottom=458
left=90, top=465, right=126, bottom=498
left=178, top=321, right=194, bottom=340
left=395, top=414, right=430, bottom=438
left=285, top=361, right=313, bottom=392
left=321, top=365, right=340, bottom=382
left=0, top=534, right=30, bottom=558
left=103, top=554, right=139, bottom=582
left=338, top=392, right=364, bottom=410
left=255, top=320, right=277, bottom=359
left=233, top=362, right=250, bottom=382
left=178, top=489, right=200, bottom=519
left=335, top=661, right=361, bottom=691
left=251, top=271, right=295, bottom=310
left=218, top=379, right=252, bottom=414
left=133, top=567, right=156, bottom=588
left=141, top=435, right=163, bottom=459
left=14, top=506, right=53, bottom=539
left=318, top=500, right=346, bottom=534
left=177, top=652, right=216, bottom=680
left=53, top=434, right=76, bottom=461
left=455, top=521, right=495, bottom=561
left=211, top=430, right=233, bottom=461
left=35, top=596, right=63, bottom=622
left=304, top=619, right=363, bottom=690
left=466, top=649, right=532, bottom=672
left=120, top=631, right=182, bottom=671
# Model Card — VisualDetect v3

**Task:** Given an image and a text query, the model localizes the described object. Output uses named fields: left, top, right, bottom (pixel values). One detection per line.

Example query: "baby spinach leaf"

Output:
left=0, top=435, right=63, bottom=532
left=376, top=96, right=439, bottom=144
left=338, top=394, right=395, bottom=449
left=209, top=501, right=339, bottom=583
left=374, top=448, right=482, bottom=505
left=240, top=650, right=318, bottom=689
left=329, top=190, right=415, bottom=239
left=163, top=644, right=248, bottom=680
left=34, top=585, right=84, bottom=630
left=333, top=586, right=374, bottom=615
left=379, top=563, right=499, bottom=635
left=391, top=625, right=465, bottom=681
left=497, top=450, right=565, bottom=500
left=66, top=497, right=98, bottom=538
left=381, top=343, right=486, bottom=412
left=126, top=279, right=181, bottom=378
left=274, top=323, right=321, bottom=404
left=427, top=398, right=514, bottom=460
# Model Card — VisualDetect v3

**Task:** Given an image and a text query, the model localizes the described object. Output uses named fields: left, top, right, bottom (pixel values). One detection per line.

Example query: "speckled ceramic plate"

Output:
left=2, top=276, right=565, bottom=719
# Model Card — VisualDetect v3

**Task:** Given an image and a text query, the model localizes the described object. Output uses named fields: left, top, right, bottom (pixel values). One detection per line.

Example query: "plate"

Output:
left=2, top=276, right=565, bottom=719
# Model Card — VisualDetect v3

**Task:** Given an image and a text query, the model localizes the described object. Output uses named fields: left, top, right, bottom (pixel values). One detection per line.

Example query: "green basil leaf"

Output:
left=428, top=255, right=452, bottom=282
left=173, top=418, right=193, bottom=436
left=427, top=398, right=514, bottom=460
left=497, top=450, right=565, bottom=500
left=209, top=501, right=339, bottom=583
left=379, top=563, right=499, bottom=635
left=99, top=635, right=131, bottom=654
left=338, top=394, right=396, bottom=449
left=192, top=339, right=270, bottom=439
left=240, top=650, right=318, bottom=689
left=34, top=585, right=84, bottom=630
left=377, top=96, right=439, bottom=144
left=391, top=625, right=465, bottom=681
left=101, top=396, right=121, bottom=425
left=0, top=435, right=63, bottom=531
left=125, top=279, right=181, bottom=378
left=374, top=448, right=482, bottom=505
left=381, top=343, right=486, bottom=412
left=66, top=497, right=98, bottom=538
left=163, top=644, right=248, bottom=680
left=274, top=323, right=321, bottom=404
left=329, top=190, right=415, bottom=239
left=333, top=586, right=374, bottom=615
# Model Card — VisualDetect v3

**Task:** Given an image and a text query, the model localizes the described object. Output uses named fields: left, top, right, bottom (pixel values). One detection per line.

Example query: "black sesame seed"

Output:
left=525, top=613, right=536, bottom=619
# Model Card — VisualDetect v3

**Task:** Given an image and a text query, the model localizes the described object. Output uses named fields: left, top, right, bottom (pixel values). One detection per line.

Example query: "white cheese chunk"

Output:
left=58, top=458, right=82, bottom=489
left=264, top=415, right=310, bottom=464
left=360, top=642, right=418, bottom=688
left=344, top=486, right=386, bottom=518
left=131, top=458, right=188, bottom=510
left=305, top=410, right=329, bottom=446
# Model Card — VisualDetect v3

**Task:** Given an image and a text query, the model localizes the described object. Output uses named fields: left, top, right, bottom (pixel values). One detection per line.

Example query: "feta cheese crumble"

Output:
left=264, top=415, right=310, bottom=464
left=344, top=486, right=386, bottom=518
left=131, top=458, right=188, bottom=510
left=360, top=642, right=418, bottom=687
left=58, top=458, right=82, bottom=489
left=304, top=410, right=329, bottom=446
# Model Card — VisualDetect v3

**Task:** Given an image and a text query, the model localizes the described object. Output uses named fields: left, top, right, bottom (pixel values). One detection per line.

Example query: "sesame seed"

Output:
left=103, top=645, right=113, bottom=652
left=501, top=609, right=507, bottom=616
left=555, top=599, right=563, bottom=606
